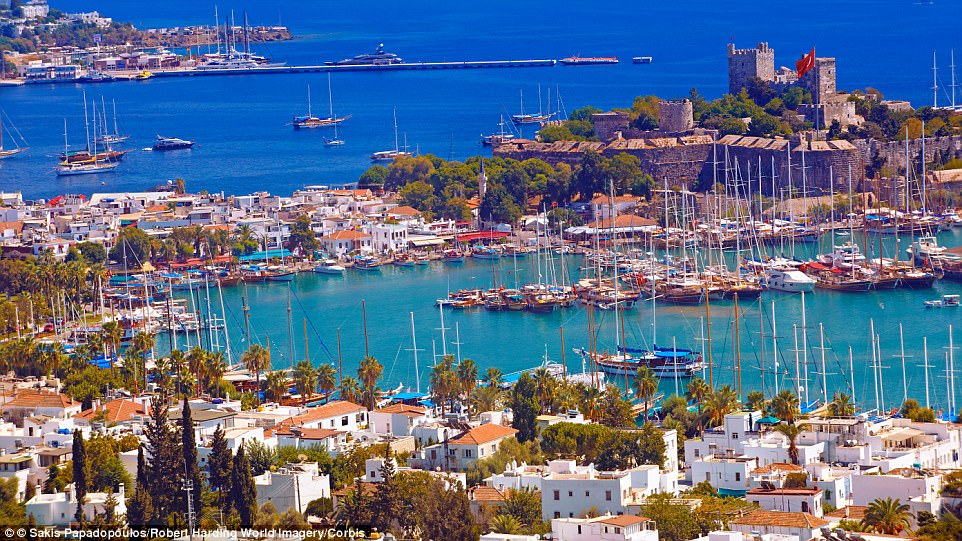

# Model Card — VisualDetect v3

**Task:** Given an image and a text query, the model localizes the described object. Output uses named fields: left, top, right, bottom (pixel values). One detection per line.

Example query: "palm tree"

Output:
left=769, top=389, right=800, bottom=423
left=241, top=344, right=270, bottom=391
left=205, top=351, right=228, bottom=397
left=293, top=360, right=317, bottom=406
left=471, top=385, right=502, bottom=413
left=862, top=497, right=911, bottom=535
left=429, top=357, right=456, bottom=414
left=828, top=392, right=855, bottom=417
left=167, top=349, right=187, bottom=396
left=264, top=371, right=289, bottom=403
left=187, top=347, right=208, bottom=396
left=633, top=366, right=658, bottom=420
left=489, top=514, right=522, bottom=534
left=580, top=385, right=602, bottom=421
left=357, top=356, right=383, bottom=410
left=338, top=376, right=362, bottom=404
left=772, top=422, right=807, bottom=465
left=685, top=377, right=710, bottom=414
left=455, top=358, right=478, bottom=399
left=703, top=385, right=740, bottom=427
left=128, top=331, right=155, bottom=392
left=315, top=363, right=337, bottom=403
left=532, top=366, right=556, bottom=414
left=483, top=367, right=503, bottom=388
left=100, top=321, right=124, bottom=364
left=745, top=390, right=768, bottom=412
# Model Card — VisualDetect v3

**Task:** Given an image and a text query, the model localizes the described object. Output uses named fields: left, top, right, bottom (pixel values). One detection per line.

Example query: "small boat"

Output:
left=135, top=70, right=153, bottom=80
left=313, top=260, right=346, bottom=274
left=442, top=249, right=465, bottom=263
left=471, top=245, right=501, bottom=260
left=153, top=135, right=195, bottom=151
left=266, top=267, right=296, bottom=281
left=511, top=88, right=555, bottom=124
left=924, top=294, right=960, bottom=308
left=353, top=255, right=382, bottom=271
left=481, top=115, right=517, bottom=146
left=761, top=267, right=816, bottom=293
left=559, top=56, right=618, bottom=65
left=632, top=56, right=653, bottom=64
left=393, top=253, right=416, bottom=267
left=371, top=108, right=410, bottom=161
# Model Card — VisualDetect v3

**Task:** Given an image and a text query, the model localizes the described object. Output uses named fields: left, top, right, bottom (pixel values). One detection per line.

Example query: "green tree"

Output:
left=208, top=424, right=232, bottom=505
left=828, top=392, right=855, bottom=417
left=126, top=446, right=153, bottom=528
left=180, top=401, right=203, bottom=522
left=293, top=360, right=317, bottom=406
left=75, top=241, right=107, bottom=264
left=490, top=513, right=523, bottom=534
left=501, top=488, right=542, bottom=533
left=73, top=430, right=87, bottom=524
left=510, top=373, right=540, bottom=443
left=109, top=227, right=152, bottom=265
left=144, top=391, right=183, bottom=524
left=685, top=377, right=710, bottom=414
left=357, top=356, right=383, bottom=410
left=241, top=344, right=269, bottom=397
left=862, top=497, right=911, bottom=535
left=773, top=422, right=806, bottom=465
left=597, top=384, right=634, bottom=428
left=287, top=214, right=319, bottom=254
left=769, top=390, right=799, bottom=423
left=358, top=165, right=388, bottom=190
left=633, top=366, right=658, bottom=420
left=745, top=390, right=767, bottom=412
left=228, top=446, right=258, bottom=527
left=316, top=363, right=337, bottom=403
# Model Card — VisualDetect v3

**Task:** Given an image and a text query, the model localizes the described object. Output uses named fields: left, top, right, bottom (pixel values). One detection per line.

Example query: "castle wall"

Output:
left=727, top=42, right=775, bottom=94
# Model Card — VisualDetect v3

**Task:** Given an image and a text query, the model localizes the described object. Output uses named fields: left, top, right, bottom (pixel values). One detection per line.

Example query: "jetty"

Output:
left=107, top=59, right=558, bottom=80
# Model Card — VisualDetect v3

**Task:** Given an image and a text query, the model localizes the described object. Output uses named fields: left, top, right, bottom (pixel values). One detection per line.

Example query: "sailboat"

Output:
left=370, top=108, right=412, bottom=161
left=481, top=114, right=517, bottom=146
left=292, top=74, right=351, bottom=129
left=56, top=118, right=119, bottom=176
left=0, top=112, right=28, bottom=159
left=95, top=98, right=129, bottom=145
left=511, top=87, right=555, bottom=124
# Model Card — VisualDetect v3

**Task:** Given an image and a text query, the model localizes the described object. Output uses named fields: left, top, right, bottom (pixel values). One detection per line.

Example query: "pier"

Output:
left=110, top=59, right=559, bottom=80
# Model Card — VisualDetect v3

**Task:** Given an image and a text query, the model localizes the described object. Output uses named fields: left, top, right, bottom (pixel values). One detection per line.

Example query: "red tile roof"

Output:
left=376, top=403, right=427, bottom=416
left=4, top=389, right=78, bottom=410
left=322, top=230, right=371, bottom=241
left=733, top=510, right=829, bottom=529
left=825, top=506, right=869, bottom=520
left=284, top=400, right=365, bottom=425
left=598, top=514, right=650, bottom=527
left=449, top=423, right=518, bottom=446
left=751, top=463, right=804, bottom=474
left=388, top=206, right=421, bottom=216
left=747, top=487, right=821, bottom=496
left=75, top=399, right=149, bottom=423
left=275, top=426, right=344, bottom=440
left=469, top=486, right=507, bottom=503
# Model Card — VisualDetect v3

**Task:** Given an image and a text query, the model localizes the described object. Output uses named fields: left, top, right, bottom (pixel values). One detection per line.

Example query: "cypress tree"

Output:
left=510, top=374, right=540, bottom=443
left=228, top=446, right=257, bottom=526
left=180, top=400, right=203, bottom=524
left=207, top=424, right=232, bottom=507
left=72, top=430, right=87, bottom=524
left=144, top=390, right=183, bottom=524
left=126, top=446, right=153, bottom=528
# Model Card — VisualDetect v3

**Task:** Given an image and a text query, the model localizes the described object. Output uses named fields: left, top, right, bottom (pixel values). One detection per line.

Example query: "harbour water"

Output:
left=2, top=1, right=961, bottom=412
left=1, top=1, right=959, bottom=198
left=161, top=228, right=962, bottom=415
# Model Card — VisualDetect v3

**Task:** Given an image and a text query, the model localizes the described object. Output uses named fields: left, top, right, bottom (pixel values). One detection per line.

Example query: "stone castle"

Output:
left=491, top=40, right=962, bottom=194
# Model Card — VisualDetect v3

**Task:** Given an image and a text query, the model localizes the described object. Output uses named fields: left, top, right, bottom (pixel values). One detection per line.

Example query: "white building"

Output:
left=368, top=403, right=432, bottom=437
left=253, top=462, right=330, bottom=514
left=551, top=514, right=658, bottom=541
left=26, top=483, right=126, bottom=527
left=367, top=223, right=408, bottom=253
left=415, top=423, right=518, bottom=472
left=690, top=453, right=758, bottom=495
left=730, top=510, right=828, bottom=541
left=20, top=0, right=49, bottom=19
left=746, top=486, right=823, bottom=516
left=849, top=469, right=944, bottom=518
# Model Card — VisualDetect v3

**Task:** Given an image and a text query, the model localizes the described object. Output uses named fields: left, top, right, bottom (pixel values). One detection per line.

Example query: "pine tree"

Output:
left=510, top=373, right=539, bottom=443
left=72, top=430, right=87, bottom=524
left=144, top=390, right=183, bottom=525
left=126, top=446, right=153, bottom=528
left=370, top=444, right=399, bottom=531
left=207, top=424, right=232, bottom=507
left=180, top=400, right=203, bottom=525
left=228, top=446, right=257, bottom=527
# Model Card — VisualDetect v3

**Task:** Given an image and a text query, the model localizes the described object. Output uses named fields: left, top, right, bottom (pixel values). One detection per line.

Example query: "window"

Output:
left=577, top=526, right=582, bottom=534
left=553, top=512, right=561, bottom=519
left=553, top=490, right=560, bottom=501
left=341, top=416, right=349, bottom=426
left=732, top=432, right=739, bottom=440
left=706, top=472, right=711, bottom=482
left=735, top=472, right=741, bottom=482
left=568, top=491, right=573, bottom=497
left=605, top=490, right=612, bottom=501
left=585, top=491, right=590, bottom=497
left=694, top=449, right=700, bottom=457
left=370, top=471, right=376, bottom=478
left=802, top=502, right=810, bottom=513
left=464, top=450, right=472, bottom=458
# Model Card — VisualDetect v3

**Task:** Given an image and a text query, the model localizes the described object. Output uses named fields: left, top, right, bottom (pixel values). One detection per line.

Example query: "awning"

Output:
left=409, top=238, right=445, bottom=247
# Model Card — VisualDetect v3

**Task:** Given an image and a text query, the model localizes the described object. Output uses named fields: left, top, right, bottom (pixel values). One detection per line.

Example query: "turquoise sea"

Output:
left=1, top=1, right=961, bottom=412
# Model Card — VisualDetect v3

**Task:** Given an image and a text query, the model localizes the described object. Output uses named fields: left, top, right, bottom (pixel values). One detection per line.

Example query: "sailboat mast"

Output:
left=82, top=91, right=90, bottom=153
left=307, top=85, right=312, bottom=118
left=410, top=312, right=420, bottom=393
left=393, top=108, right=399, bottom=153
left=327, top=72, right=335, bottom=119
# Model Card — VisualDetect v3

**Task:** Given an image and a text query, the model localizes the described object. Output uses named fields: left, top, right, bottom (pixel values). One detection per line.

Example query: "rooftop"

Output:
left=449, top=423, right=518, bottom=446
left=732, top=510, right=829, bottom=529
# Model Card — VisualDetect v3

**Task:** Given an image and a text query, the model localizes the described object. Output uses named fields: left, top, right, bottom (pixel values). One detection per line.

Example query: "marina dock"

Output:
left=109, top=59, right=559, bottom=80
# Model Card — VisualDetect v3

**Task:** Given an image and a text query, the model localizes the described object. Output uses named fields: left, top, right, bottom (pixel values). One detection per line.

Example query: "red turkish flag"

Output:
left=796, top=48, right=816, bottom=77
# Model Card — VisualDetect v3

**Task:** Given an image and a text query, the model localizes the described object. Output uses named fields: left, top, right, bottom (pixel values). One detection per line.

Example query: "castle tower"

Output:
left=727, top=42, right=776, bottom=94
left=658, top=99, right=694, bottom=133
left=798, top=57, right=837, bottom=103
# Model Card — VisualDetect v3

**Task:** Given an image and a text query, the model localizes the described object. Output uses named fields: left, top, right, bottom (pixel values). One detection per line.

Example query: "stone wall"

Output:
left=854, top=135, right=962, bottom=173
left=798, top=57, right=837, bottom=103
left=658, top=100, right=694, bottom=133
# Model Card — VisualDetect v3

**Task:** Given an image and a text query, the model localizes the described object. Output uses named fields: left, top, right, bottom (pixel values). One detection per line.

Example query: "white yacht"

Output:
left=313, top=259, right=346, bottom=274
